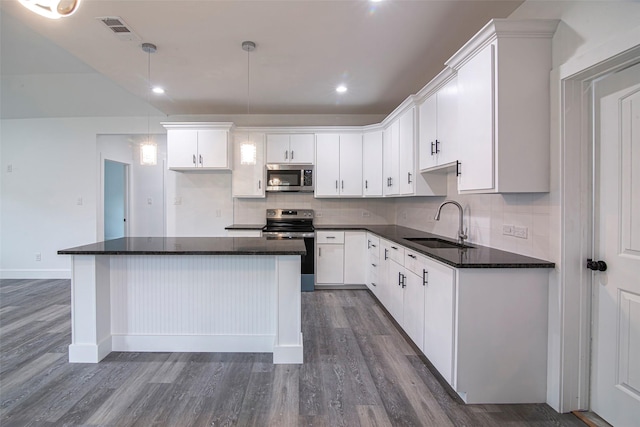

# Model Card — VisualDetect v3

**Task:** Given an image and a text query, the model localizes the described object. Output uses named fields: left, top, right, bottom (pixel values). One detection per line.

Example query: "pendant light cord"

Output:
left=246, top=46, right=250, bottom=115
left=147, top=49, right=151, bottom=140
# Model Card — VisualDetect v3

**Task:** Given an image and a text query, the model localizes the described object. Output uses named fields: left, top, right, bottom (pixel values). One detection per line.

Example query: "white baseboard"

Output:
left=68, top=336, right=112, bottom=363
left=273, top=333, right=304, bottom=364
left=111, top=334, right=276, bottom=354
left=0, top=269, right=71, bottom=279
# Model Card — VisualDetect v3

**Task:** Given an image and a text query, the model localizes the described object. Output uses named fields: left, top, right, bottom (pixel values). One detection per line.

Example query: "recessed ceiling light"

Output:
left=152, top=86, right=165, bottom=94
left=336, top=85, right=347, bottom=93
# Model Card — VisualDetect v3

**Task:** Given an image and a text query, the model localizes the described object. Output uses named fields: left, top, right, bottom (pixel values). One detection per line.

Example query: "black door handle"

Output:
left=587, top=259, right=607, bottom=272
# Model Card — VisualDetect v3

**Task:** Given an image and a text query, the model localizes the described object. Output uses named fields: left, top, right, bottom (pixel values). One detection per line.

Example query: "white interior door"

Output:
left=104, top=159, right=128, bottom=240
left=591, top=62, right=640, bottom=426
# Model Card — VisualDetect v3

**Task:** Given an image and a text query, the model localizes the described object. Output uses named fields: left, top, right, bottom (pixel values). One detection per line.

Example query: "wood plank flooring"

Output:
left=0, top=279, right=586, bottom=426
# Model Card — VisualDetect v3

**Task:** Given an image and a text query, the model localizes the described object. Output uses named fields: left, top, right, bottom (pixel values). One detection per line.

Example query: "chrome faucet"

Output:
left=434, top=200, right=468, bottom=245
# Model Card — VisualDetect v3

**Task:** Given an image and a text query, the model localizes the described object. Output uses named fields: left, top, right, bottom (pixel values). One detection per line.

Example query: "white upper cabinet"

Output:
left=232, top=132, right=265, bottom=198
left=383, top=120, right=400, bottom=196
left=385, top=106, right=447, bottom=197
left=398, top=108, right=415, bottom=195
left=419, top=75, right=459, bottom=171
left=315, top=133, right=363, bottom=197
left=362, top=131, right=383, bottom=197
left=446, top=19, right=559, bottom=193
left=164, top=123, right=233, bottom=171
left=266, top=134, right=314, bottom=164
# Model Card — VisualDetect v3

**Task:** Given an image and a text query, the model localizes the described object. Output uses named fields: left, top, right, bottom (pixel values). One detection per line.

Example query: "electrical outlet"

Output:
left=7, top=164, right=12, bottom=173
left=216, top=209, right=222, bottom=217
left=35, top=252, right=41, bottom=262
left=76, top=197, right=83, bottom=206
left=514, top=226, right=528, bottom=239
left=362, top=211, right=371, bottom=217
left=502, top=225, right=514, bottom=236
left=147, top=197, right=153, bottom=205
left=174, top=197, right=182, bottom=205
left=316, top=212, right=323, bottom=217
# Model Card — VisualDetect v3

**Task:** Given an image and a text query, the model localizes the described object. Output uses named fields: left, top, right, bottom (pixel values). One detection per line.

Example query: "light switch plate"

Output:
left=502, top=225, right=514, bottom=236
left=514, top=226, right=528, bottom=239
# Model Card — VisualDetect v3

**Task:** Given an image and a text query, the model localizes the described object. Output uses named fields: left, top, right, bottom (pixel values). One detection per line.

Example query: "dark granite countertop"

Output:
left=315, top=224, right=554, bottom=269
left=224, top=224, right=265, bottom=230
left=58, top=237, right=306, bottom=256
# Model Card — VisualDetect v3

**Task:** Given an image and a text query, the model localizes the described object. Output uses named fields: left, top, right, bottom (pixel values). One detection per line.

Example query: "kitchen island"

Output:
left=58, top=237, right=306, bottom=364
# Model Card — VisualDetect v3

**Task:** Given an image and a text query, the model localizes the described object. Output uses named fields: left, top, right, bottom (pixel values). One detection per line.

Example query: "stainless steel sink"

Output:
left=404, top=237, right=473, bottom=249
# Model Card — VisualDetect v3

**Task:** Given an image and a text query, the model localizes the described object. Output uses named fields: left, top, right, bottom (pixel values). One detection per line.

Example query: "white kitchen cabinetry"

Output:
left=316, top=230, right=366, bottom=287
left=315, top=134, right=362, bottom=197
left=362, top=131, right=383, bottom=197
left=266, top=134, right=314, bottom=164
left=446, top=19, right=558, bottom=193
left=383, top=107, right=447, bottom=197
left=316, top=231, right=344, bottom=285
left=398, top=108, right=415, bottom=195
left=382, top=122, right=400, bottom=196
left=382, top=240, right=405, bottom=321
left=164, top=123, right=233, bottom=171
left=420, top=256, right=455, bottom=385
left=344, top=232, right=366, bottom=285
left=403, top=250, right=427, bottom=351
left=370, top=234, right=548, bottom=404
left=366, top=233, right=380, bottom=296
left=232, top=132, right=265, bottom=198
left=419, top=76, right=459, bottom=171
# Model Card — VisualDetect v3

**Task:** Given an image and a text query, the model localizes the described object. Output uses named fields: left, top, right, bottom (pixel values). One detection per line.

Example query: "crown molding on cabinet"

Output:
left=445, top=19, right=560, bottom=71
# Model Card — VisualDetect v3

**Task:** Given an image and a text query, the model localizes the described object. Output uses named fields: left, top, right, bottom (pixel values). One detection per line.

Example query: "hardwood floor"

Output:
left=0, top=279, right=585, bottom=426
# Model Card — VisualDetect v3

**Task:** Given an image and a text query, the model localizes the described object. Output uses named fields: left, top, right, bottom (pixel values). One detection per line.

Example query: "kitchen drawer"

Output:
left=385, top=241, right=404, bottom=264
left=316, top=231, right=345, bottom=244
left=405, top=250, right=427, bottom=276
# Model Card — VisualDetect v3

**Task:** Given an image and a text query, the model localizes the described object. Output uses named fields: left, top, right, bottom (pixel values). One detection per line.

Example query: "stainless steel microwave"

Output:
left=266, top=165, right=314, bottom=192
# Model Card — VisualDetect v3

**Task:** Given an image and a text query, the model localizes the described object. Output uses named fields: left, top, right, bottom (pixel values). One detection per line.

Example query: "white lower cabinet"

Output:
left=420, top=256, right=455, bottom=385
left=366, top=233, right=380, bottom=296
left=316, top=231, right=366, bottom=287
left=371, top=237, right=548, bottom=404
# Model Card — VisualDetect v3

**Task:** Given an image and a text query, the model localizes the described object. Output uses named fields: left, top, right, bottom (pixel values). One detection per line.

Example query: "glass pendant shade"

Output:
left=140, top=143, right=157, bottom=166
left=18, top=0, right=81, bottom=19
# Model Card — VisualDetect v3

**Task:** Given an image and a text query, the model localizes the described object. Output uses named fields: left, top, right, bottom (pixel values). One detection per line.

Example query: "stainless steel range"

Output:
left=262, top=209, right=315, bottom=291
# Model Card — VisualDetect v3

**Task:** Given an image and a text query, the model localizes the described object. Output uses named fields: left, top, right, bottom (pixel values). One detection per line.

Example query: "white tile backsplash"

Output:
left=232, top=172, right=553, bottom=260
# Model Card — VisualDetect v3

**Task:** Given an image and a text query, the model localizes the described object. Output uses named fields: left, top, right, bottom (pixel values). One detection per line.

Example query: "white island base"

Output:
left=68, top=254, right=303, bottom=364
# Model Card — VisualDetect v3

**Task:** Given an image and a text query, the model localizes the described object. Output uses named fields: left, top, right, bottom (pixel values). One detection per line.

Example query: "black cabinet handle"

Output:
left=431, top=141, right=435, bottom=155
left=422, top=269, right=428, bottom=286
left=408, top=254, right=416, bottom=259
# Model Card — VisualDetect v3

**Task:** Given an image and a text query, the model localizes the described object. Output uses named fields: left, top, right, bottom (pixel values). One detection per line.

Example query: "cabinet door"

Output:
left=315, top=134, right=340, bottom=196
left=419, top=95, right=438, bottom=170
left=362, top=131, right=383, bottom=196
left=436, top=77, right=458, bottom=166
left=382, top=122, right=400, bottom=196
left=232, top=132, right=265, bottom=198
left=388, top=261, right=405, bottom=322
left=197, top=129, right=229, bottom=169
left=167, top=129, right=199, bottom=169
left=404, top=269, right=425, bottom=350
left=289, top=134, right=315, bottom=164
left=266, top=134, right=290, bottom=163
left=339, top=134, right=363, bottom=196
left=399, top=108, right=416, bottom=195
left=423, top=260, right=455, bottom=384
left=457, top=43, right=495, bottom=192
left=378, top=240, right=392, bottom=308
left=316, top=243, right=344, bottom=284
left=344, top=231, right=366, bottom=284
left=366, top=234, right=380, bottom=295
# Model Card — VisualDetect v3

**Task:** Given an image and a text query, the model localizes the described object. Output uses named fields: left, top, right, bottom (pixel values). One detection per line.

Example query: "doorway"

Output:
left=104, top=159, right=129, bottom=240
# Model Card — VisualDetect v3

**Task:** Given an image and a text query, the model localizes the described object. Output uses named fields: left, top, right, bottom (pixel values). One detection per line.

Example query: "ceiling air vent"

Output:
left=96, top=16, right=140, bottom=42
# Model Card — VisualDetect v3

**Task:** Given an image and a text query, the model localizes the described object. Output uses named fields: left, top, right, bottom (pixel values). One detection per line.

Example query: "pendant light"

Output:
left=140, top=42, right=158, bottom=166
left=18, top=0, right=81, bottom=19
left=240, top=41, right=257, bottom=165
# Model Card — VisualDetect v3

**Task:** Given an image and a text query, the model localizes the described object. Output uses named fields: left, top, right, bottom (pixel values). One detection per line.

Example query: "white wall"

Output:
left=505, top=0, right=640, bottom=413
left=0, top=117, right=166, bottom=278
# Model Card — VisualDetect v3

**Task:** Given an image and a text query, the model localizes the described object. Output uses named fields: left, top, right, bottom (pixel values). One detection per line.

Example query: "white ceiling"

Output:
left=0, top=0, right=523, bottom=119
